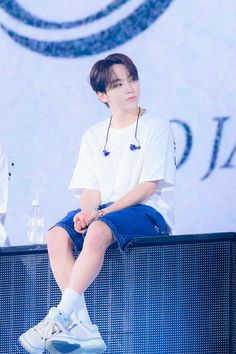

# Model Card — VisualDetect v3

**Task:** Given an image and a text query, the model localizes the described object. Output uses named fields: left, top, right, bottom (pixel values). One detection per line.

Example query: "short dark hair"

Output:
left=89, top=53, right=139, bottom=93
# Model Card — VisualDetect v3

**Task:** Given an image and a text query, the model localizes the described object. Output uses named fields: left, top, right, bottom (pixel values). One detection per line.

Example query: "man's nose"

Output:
left=125, top=81, right=134, bottom=93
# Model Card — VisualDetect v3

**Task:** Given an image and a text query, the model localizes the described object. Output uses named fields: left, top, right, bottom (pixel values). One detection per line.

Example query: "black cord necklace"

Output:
left=103, top=107, right=142, bottom=157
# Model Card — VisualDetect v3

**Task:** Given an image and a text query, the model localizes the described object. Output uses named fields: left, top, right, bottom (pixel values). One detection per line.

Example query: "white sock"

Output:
left=70, top=295, right=92, bottom=324
left=57, top=288, right=88, bottom=319
left=77, top=297, right=92, bottom=324
left=70, top=306, right=92, bottom=323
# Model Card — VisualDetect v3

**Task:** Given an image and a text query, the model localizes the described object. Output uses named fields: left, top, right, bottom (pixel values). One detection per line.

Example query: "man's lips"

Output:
left=126, top=96, right=136, bottom=101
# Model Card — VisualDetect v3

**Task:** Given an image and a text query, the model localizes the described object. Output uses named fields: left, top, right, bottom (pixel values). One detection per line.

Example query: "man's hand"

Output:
left=73, top=209, right=98, bottom=232
left=72, top=189, right=102, bottom=232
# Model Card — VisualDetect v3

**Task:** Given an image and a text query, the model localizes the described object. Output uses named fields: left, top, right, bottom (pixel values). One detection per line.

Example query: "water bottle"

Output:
left=0, top=220, right=9, bottom=246
left=27, top=199, right=45, bottom=244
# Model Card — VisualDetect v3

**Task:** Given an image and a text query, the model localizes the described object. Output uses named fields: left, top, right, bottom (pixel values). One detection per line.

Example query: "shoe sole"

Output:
left=19, top=334, right=45, bottom=354
left=46, top=338, right=107, bottom=353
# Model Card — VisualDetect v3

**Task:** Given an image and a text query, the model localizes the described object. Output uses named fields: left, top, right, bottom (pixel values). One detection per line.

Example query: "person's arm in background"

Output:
left=0, top=144, right=8, bottom=224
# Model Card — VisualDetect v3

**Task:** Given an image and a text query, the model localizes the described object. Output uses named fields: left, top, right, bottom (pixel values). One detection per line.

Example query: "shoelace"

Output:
left=34, top=316, right=67, bottom=341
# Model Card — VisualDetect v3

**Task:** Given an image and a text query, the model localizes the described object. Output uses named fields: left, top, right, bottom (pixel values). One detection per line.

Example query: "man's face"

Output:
left=97, top=64, right=140, bottom=111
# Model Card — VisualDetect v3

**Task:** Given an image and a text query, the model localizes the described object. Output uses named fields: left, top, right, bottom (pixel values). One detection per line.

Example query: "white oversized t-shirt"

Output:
left=69, top=111, right=176, bottom=230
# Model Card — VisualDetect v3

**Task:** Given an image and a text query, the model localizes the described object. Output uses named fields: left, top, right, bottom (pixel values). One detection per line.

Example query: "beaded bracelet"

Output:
left=93, top=206, right=104, bottom=217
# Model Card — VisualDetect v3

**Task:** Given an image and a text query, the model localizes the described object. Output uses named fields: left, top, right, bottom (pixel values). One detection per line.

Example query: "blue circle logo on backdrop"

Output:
left=0, top=0, right=173, bottom=57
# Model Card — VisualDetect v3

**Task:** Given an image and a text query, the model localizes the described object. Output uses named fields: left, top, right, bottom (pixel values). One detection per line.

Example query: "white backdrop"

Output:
left=0, top=0, right=235, bottom=245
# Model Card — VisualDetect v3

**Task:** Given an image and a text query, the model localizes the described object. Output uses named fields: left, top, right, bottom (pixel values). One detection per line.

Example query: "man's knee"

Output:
left=47, top=227, right=72, bottom=254
left=83, top=221, right=114, bottom=252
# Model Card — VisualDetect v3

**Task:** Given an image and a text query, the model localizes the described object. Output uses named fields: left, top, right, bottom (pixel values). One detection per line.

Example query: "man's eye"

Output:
left=113, top=83, right=122, bottom=88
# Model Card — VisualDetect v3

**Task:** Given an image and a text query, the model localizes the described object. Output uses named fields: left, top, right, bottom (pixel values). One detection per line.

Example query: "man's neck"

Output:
left=110, top=107, right=141, bottom=129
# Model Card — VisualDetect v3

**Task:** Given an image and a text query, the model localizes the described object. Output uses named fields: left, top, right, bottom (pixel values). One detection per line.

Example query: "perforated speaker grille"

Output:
left=0, top=235, right=235, bottom=353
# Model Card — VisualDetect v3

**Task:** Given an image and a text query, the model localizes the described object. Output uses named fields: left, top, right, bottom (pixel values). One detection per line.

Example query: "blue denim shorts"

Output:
left=53, top=203, right=171, bottom=252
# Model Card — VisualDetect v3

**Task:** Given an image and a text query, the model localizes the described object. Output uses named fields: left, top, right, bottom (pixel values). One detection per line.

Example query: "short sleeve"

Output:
left=139, top=119, right=176, bottom=191
left=68, top=130, right=100, bottom=197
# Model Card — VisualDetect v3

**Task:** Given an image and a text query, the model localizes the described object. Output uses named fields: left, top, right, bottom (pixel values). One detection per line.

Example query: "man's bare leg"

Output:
left=47, top=226, right=75, bottom=293
left=47, top=221, right=114, bottom=294
left=45, top=221, right=114, bottom=353
left=67, top=220, right=114, bottom=294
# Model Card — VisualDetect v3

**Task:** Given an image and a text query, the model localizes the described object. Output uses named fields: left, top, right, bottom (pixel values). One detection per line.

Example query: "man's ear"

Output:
left=96, top=91, right=108, bottom=104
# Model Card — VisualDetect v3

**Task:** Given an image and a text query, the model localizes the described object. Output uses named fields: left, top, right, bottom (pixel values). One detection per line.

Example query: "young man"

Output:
left=19, top=53, right=176, bottom=353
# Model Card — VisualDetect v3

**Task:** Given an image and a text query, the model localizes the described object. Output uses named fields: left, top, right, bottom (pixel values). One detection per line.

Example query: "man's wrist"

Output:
left=93, top=206, right=105, bottom=217
left=100, top=206, right=114, bottom=215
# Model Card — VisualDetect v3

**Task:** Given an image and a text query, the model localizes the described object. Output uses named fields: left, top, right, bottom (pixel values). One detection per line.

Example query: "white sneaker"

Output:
left=46, top=320, right=107, bottom=353
left=19, top=307, right=69, bottom=354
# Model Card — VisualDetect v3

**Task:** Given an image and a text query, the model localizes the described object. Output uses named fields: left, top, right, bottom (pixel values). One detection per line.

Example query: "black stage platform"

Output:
left=0, top=232, right=235, bottom=353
